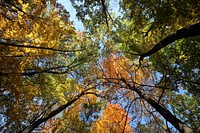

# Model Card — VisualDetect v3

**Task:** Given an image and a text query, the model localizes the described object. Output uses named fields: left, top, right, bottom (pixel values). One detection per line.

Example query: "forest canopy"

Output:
left=0, top=0, right=199, bottom=133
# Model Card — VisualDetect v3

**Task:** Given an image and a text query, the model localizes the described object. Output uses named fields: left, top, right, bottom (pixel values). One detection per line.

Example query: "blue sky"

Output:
left=57, top=0, right=84, bottom=31
left=57, top=0, right=121, bottom=31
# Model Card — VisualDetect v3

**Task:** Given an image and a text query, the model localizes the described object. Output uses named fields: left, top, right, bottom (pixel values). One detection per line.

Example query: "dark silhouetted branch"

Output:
left=21, top=86, right=100, bottom=133
left=0, top=41, right=83, bottom=53
left=140, top=22, right=200, bottom=61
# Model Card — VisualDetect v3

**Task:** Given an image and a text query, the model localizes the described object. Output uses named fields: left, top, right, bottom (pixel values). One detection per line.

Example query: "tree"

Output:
left=100, top=53, right=196, bottom=132
left=0, top=0, right=200, bottom=133
left=91, top=103, right=132, bottom=133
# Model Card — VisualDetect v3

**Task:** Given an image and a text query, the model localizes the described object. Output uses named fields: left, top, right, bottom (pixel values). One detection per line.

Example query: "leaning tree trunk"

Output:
left=132, top=87, right=196, bottom=133
left=21, top=92, right=85, bottom=133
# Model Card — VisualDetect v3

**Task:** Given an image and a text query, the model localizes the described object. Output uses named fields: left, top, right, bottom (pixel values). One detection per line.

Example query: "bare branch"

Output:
left=158, top=89, right=165, bottom=104
left=122, top=99, right=135, bottom=133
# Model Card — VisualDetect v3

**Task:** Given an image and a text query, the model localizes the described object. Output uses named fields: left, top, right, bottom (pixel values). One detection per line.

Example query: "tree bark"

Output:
left=132, top=88, right=195, bottom=133
left=21, top=92, right=85, bottom=133
left=139, top=22, right=200, bottom=61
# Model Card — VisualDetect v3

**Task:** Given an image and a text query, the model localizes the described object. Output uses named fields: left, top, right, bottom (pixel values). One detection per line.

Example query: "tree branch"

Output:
left=0, top=41, right=83, bottom=53
left=139, top=22, right=200, bottom=61
left=101, top=0, right=109, bottom=29
left=6, top=0, right=27, bottom=14
left=158, top=89, right=164, bottom=104
left=122, top=99, right=135, bottom=133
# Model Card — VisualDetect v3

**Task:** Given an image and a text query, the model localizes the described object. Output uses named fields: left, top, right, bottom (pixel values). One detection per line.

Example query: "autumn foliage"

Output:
left=91, top=103, right=132, bottom=133
left=0, top=0, right=199, bottom=133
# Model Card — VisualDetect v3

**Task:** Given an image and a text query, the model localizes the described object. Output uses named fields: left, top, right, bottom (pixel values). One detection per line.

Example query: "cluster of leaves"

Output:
left=91, top=103, right=132, bottom=133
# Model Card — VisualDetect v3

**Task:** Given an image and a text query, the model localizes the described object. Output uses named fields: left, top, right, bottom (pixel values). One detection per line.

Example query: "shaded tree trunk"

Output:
left=131, top=87, right=195, bottom=133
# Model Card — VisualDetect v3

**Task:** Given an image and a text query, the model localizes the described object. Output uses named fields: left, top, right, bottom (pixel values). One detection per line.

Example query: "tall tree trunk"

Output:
left=132, top=88, right=195, bottom=133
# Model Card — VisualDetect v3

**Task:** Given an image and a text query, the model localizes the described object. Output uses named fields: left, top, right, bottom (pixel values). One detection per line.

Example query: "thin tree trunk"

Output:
left=21, top=92, right=85, bottom=133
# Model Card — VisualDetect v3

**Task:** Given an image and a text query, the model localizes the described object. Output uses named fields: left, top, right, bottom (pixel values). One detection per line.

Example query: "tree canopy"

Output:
left=0, top=0, right=199, bottom=133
